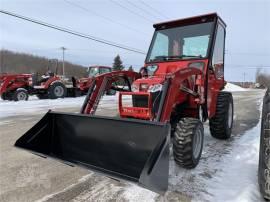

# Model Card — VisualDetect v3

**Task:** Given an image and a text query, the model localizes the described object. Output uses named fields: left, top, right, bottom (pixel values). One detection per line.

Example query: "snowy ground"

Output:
left=0, top=94, right=124, bottom=119
left=0, top=87, right=266, bottom=202
left=224, top=83, right=248, bottom=92
left=203, top=122, right=262, bottom=202
left=0, top=83, right=246, bottom=118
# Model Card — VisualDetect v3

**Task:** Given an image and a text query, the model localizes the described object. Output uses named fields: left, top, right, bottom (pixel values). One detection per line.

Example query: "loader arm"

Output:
left=81, top=71, right=141, bottom=114
left=160, top=67, right=204, bottom=122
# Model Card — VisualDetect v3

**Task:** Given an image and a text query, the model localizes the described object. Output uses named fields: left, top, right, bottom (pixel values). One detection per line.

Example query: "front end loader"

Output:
left=15, top=13, right=234, bottom=193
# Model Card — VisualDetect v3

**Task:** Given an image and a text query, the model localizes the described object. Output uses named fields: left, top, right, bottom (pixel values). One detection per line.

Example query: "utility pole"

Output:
left=0, top=51, right=2, bottom=73
left=243, top=72, right=246, bottom=88
left=60, top=47, right=67, bottom=76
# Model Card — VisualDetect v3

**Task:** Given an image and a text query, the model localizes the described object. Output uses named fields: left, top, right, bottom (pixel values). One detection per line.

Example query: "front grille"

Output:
left=132, top=91, right=161, bottom=114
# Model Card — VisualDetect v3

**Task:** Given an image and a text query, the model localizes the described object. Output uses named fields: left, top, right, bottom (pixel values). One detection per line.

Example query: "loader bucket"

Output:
left=15, top=111, right=170, bottom=193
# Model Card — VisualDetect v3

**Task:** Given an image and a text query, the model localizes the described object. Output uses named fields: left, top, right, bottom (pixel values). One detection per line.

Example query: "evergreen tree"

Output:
left=128, top=65, right=134, bottom=71
left=112, top=54, right=124, bottom=71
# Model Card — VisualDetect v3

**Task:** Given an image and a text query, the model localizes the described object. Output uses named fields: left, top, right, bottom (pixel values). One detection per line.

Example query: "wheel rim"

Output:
left=228, top=102, right=233, bottom=129
left=193, top=128, right=203, bottom=159
left=54, top=86, right=64, bottom=97
left=17, top=92, right=27, bottom=100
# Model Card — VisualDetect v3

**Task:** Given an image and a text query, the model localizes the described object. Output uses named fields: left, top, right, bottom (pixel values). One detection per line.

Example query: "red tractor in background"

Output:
left=0, top=65, right=114, bottom=101
left=0, top=73, right=32, bottom=101
left=78, top=65, right=115, bottom=95
left=16, top=13, right=234, bottom=193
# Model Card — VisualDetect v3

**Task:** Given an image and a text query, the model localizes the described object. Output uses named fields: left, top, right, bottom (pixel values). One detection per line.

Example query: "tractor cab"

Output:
left=122, top=13, right=226, bottom=121
left=87, top=66, right=112, bottom=78
left=78, top=66, right=113, bottom=93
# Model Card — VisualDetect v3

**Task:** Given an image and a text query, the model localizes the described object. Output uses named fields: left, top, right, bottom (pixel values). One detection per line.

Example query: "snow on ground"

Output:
left=197, top=100, right=264, bottom=202
left=166, top=95, right=264, bottom=202
left=0, top=88, right=264, bottom=201
left=203, top=123, right=262, bottom=202
left=0, top=96, right=85, bottom=118
left=224, top=83, right=248, bottom=92
left=0, top=95, right=120, bottom=118
left=0, top=83, right=248, bottom=118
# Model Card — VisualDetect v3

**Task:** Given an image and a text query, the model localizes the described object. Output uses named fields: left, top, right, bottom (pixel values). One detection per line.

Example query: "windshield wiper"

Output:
left=180, top=55, right=203, bottom=58
left=152, top=55, right=202, bottom=62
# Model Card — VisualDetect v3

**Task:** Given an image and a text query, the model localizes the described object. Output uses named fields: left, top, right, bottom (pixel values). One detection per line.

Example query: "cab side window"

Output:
left=212, top=24, right=225, bottom=78
left=100, top=68, right=111, bottom=74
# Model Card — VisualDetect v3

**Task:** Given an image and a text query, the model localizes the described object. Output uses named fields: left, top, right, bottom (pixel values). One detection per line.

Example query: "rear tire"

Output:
left=258, top=90, right=270, bottom=200
left=48, top=82, right=67, bottom=99
left=1, top=93, right=7, bottom=100
left=173, top=118, right=204, bottom=168
left=209, top=91, right=234, bottom=139
left=13, top=88, right=29, bottom=101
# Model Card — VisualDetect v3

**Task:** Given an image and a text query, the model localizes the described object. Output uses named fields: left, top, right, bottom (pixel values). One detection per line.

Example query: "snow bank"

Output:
left=0, top=96, right=84, bottom=118
left=200, top=101, right=264, bottom=202
left=0, top=95, right=119, bottom=119
left=202, top=122, right=263, bottom=202
left=224, top=83, right=247, bottom=92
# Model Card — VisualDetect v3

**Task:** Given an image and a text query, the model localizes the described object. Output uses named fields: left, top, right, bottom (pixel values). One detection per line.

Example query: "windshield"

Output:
left=146, top=22, right=214, bottom=63
left=88, top=67, right=99, bottom=77
left=88, top=67, right=111, bottom=77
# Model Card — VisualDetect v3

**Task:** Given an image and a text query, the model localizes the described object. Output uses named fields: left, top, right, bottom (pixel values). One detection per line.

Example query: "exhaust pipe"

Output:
left=15, top=111, right=170, bottom=193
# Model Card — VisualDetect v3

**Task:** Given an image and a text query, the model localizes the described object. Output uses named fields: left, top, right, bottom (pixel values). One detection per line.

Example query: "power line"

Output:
left=0, top=9, right=146, bottom=55
left=63, top=0, right=148, bottom=36
left=125, top=0, right=161, bottom=21
left=109, top=0, right=154, bottom=23
left=138, top=0, right=170, bottom=20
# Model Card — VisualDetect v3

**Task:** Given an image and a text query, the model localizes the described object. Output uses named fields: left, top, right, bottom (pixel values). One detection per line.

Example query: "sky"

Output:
left=0, top=0, right=269, bottom=81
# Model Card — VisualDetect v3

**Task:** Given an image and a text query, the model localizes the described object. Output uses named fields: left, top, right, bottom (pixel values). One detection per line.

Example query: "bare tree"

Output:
left=0, top=49, right=87, bottom=78
left=256, top=68, right=270, bottom=88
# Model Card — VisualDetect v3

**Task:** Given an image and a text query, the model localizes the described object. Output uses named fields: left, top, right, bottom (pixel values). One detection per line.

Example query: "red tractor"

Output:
left=0, top=73, right=32, bottom=101
left=16, top=13, right=234, bottom=193
left=0, top=72, right=75, bottom=101
left=78, top=65, right=115, bottom=95
left=0, top=66, right=114, bottom=101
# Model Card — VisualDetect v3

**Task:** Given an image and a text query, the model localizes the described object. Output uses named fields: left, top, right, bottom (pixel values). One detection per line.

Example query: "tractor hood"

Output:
left=132, top=77, right=165, bottom=92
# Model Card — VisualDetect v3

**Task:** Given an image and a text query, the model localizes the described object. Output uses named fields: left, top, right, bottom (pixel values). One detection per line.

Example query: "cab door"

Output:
left=207, top=22, right=226, bottom=118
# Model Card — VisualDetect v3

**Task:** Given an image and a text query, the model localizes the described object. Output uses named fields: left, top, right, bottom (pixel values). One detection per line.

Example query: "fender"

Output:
left=160, top=67, right=203, bottom=122
left=42, top=76, right=61, bottom=89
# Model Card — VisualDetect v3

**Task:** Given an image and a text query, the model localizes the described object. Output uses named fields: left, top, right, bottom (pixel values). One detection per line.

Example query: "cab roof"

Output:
left=153, top=13, right=226, bottom=30
left=89, top=65, right=112, bottom=69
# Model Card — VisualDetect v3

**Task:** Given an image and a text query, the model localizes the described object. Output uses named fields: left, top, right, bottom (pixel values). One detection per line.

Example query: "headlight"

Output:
left=131, top=84, right=139, bottom=92
left=148, top=84, right=163, bottom=93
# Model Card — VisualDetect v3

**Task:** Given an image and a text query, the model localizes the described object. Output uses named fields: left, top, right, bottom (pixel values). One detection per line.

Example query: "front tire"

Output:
left=48, top=82, right=67, bottom=99
left=173, top=118, right=204, bottom=168
left=209, top=92, right=234, bottom=139
left=106, top=89, right=116, bottom=96
left=13, top=88, right=29, bottom=101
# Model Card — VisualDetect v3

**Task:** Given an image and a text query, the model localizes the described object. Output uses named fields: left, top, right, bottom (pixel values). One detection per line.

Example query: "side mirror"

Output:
left=208, top=66, right=214, bottom=73
left=139, top=67, right=148, bottom=77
